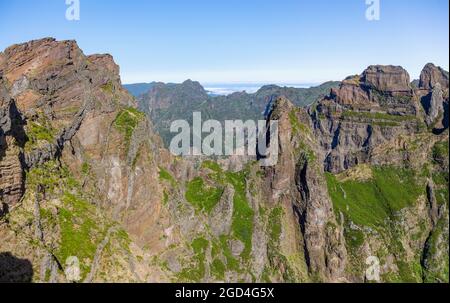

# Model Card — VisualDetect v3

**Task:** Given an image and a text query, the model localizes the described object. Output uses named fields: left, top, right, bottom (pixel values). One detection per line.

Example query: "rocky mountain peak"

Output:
left=419, top=63, right=450, bottom=90
left=180, top=79, right=207, bottom=93
left=361, top=65, right=411, bottom=92
left=87, top=54, right=121, bottom=80
left=0, top=37, right=142, bottom=208
left=326, top=65, right=416, bottom=116
left=267, top=96, right=295, bottom=120
left=313, top=63, right=448, bottom=173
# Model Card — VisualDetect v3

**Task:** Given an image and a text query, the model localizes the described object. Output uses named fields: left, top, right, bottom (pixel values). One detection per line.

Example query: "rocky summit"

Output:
left=0, top=38, right=448, bottom=283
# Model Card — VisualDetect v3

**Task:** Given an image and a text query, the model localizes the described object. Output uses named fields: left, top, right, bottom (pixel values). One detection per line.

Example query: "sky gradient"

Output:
left=0, top=0, right=449, bottom=84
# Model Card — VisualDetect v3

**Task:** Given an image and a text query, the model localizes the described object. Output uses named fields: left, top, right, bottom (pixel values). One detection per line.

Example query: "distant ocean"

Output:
left=203, top=83, right=316, bottom=96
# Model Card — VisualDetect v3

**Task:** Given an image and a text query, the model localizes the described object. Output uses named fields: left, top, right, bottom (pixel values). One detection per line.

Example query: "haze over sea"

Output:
left=203, top=83, right=315, bottom=96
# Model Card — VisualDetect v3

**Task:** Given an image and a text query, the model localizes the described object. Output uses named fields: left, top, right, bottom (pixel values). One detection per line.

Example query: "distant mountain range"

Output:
left=123, top=82, right=157, bottom=96
left=125, top=80, right=340, bottom=146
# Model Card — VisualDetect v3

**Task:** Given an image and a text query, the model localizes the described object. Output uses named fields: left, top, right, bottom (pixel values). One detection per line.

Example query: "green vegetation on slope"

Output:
left=176, top=237, right=209, bottom=282
left=185, top=177, right=224, bottom=213
left=211, top=258, right=226, bottom=280
left=57, top=192, right=104, bottom=278
left=326, top=165, right=431, bottom=282
left=423, top=216, right=450, bottom=283
left=341, top=110, right=418, bottom=122
left=225, top=171, right=254, bottom=260
left=26, top=160, right=108, bottom=280
left=433, top=171, right=449, bottom=206
left=326, top=166, right=423, bottom=229
left=159, top=167, right=176, bottom=186
left=267, top=207, right=300, bottom=282
left=432, top=140, right=449, bottom=164
left=24, top=114, right=57, bottom=152
left=289, top=110, right=310, bottom=136
left=176, top=163, right=256, bottom=281
left=113, top=107, right=146, bottom=149
left=100, top=81, right=114, bottom=94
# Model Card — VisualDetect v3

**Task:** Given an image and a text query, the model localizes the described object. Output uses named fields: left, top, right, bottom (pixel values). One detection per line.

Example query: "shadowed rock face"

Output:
left=0, top=97, right=26, bottom=207
left=0, top=252, right=33, bottom=283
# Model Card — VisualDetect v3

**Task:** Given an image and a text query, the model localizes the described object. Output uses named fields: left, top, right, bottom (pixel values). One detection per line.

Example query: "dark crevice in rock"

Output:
left=420, top=93, right=432, bottom=115
left=331, top=124, right=341, bottom=149
left=294, top=156, right=312, bottom=271
left=0, top=199, right=9, bottom=217
left=293, top=203, right=311, bottom=269
left=363, top=125, right=373, bottom=148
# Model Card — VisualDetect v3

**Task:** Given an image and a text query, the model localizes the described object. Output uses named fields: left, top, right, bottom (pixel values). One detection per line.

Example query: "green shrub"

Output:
left=159, top=167, right=176, bottom=186
left=25, top=116, right=57, bottom=151
left=211, top=259, right=226, bottom=279
left=185, top=177, right=223, bottom=213
left=432, top=141, right=449, bottom=164
left=113, top=107, right=146, bottom=149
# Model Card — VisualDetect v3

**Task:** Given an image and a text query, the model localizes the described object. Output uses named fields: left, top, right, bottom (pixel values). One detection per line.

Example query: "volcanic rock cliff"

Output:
left=262, top=64, right=449, bottom=282
left=0, top=38, right=170, bottom=282
left=0, top=38, right=448, bottom=283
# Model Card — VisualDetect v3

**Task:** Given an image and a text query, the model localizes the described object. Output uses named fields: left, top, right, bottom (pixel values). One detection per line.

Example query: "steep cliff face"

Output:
left=272, top=64, right=449, bottom=282
left=313, top=65, right=426, bottom=174
left=261, top=97, right=347, bottom=282
left=417, top=63, right=449, bottom=131
left=0, top=38, right=170, bottom=282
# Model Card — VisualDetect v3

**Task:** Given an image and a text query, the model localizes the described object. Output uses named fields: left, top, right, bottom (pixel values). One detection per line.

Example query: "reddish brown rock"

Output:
left=362, top=65, right=411, bottom=92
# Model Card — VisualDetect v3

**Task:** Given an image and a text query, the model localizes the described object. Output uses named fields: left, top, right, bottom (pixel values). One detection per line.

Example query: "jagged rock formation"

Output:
left=0, top=83, right=26, bottom=208
left=299, top=64, right=448, bottom=281
left=417, top=63, right=449, bottom=131
left=262, top=97, right=347, bottom=282
left=313, top=65, right=438, bottom=173
left=0, top=38, right=168, bottom=282
left=419, top=63, right=449, bottom=91
left=0, top=38, right=448, bottom=283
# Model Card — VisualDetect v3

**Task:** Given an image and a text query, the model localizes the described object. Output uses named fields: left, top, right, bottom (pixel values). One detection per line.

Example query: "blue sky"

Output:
left=0, top=0, right=448, bottom=84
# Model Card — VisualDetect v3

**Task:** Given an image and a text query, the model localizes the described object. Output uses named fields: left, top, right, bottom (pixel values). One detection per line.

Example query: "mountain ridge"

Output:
left=132, top=80, right=340, bottom=147
left=0, top=38, right=448, bottom=283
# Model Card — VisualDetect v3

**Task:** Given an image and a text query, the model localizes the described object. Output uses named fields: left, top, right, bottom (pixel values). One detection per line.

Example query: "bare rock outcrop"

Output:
left=312, top=65, right=442, bottom=173
left=362, top=65, right=411, bottom=92
left=264, top=97, right=347, bottom=282
left=418, top=64, right=449, bottom=130
left=419, top=63, right=449, bottom=91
